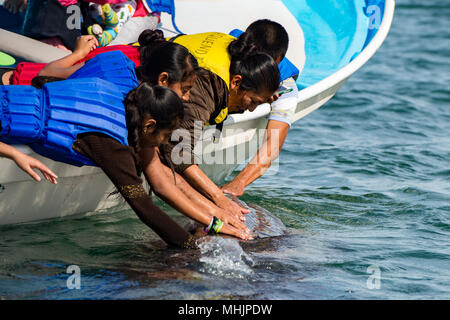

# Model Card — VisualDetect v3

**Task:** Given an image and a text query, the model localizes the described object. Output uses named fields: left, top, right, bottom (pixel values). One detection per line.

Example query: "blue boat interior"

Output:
left=1, top=0, right=386, bottom=89
left=282, top=0, right=386, bottom=89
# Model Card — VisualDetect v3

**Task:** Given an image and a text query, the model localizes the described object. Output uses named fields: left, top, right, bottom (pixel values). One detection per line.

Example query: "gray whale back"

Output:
left=239, top=200, right=286, bottom=239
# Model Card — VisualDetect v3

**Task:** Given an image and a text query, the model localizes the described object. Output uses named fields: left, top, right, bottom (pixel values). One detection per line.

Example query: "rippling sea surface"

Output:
left=0, top=0, right=449, bottom=299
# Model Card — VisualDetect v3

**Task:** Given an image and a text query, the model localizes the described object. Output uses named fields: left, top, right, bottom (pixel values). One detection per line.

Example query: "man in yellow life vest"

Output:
left=166, top=20, right=300, bottom=200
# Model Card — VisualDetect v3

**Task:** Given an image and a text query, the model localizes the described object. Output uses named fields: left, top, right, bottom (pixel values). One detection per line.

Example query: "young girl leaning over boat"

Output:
left=0, top=35, right=99, bottom=86
left=222, top=19, right=301, bottom=197
left=0, top=78, right=250, bottom=248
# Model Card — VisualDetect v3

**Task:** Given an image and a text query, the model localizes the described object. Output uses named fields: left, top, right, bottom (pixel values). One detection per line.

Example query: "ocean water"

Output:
left=0, top=0, right=449, bottom=299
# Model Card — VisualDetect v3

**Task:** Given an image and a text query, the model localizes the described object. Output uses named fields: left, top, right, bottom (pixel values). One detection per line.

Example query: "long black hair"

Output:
left=136, top=29, right=200, bottom=85
left=124, top=82, right=184, bottom=152
left=227, top=32, right=280, bottom=94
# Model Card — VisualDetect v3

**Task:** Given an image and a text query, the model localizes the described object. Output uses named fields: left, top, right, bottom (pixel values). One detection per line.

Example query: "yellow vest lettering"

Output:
left=135, top=33, right=235, bottom=125
left=170, top=32, right=235, bottom=89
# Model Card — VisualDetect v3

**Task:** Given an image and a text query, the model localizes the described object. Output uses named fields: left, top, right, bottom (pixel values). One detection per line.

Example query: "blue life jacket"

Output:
left=69, top=51, right=140, bottom=96
left=229, top=29, right=300, bottom=82
left=0, top=78, right=129, bottom=167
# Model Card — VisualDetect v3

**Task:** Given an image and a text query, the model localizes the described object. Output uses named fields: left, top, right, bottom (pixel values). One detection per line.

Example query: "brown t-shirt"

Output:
left=160, top=68, right=229, bottom=173
left=73, top=132, right=196, bottom=249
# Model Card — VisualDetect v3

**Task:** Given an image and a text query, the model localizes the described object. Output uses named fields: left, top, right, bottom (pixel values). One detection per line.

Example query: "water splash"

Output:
left=195, top=200, right=286, bottom=278
left=196, top=237, right=254, bottom=279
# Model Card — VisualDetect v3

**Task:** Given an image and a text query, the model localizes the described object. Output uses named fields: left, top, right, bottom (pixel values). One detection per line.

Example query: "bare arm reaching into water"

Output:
left=74, top=133, right=251, bottom=247
left=140, top=147, right=251, bottom=240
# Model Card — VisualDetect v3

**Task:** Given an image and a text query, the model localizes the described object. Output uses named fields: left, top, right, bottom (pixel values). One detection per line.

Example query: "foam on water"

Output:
left=196, top=237, right=254, bottom=278
left=194, top=199, right=286, bottom=278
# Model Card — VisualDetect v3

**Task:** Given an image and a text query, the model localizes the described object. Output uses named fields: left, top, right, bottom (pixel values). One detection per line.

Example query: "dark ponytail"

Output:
left=227, top=31, right=258, bottom=58
left=136, top=29, right=200, bottom=85
left=227, top=32, right=280, bottom=94
left=124, top=82, right=184, bottom=151
left=137, top=29, right=166, bottom=62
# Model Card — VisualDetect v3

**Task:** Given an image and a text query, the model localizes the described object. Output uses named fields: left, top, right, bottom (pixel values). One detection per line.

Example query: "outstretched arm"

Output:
left=140, top=147, right=251, bottom=240
left=0, top=142, right=58, bottom=184
left=222, top=77, right=298, bottom=196
left=3, top=0, right=27, bottom=14
left=74, top=133, right=196, bottom=248
left=182, top=164, right=250, bottom=217
left=38, top=36, right=98, bottom=79
left=221, top=119, right=289, bottom=196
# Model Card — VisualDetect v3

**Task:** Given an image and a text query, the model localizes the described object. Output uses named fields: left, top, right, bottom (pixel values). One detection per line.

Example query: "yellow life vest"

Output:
left=170, top=32, right=235, bottom=89
left=134, top=32, right=235, bottom=126
left=171, top=32, right=236, bottom=126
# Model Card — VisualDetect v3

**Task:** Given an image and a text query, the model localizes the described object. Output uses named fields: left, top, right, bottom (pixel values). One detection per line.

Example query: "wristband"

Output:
left=204, top=216, right=223, bottom=234
left=204, top=216, right=214, bottom=234
left=212, top=218, right=224, bottom=234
